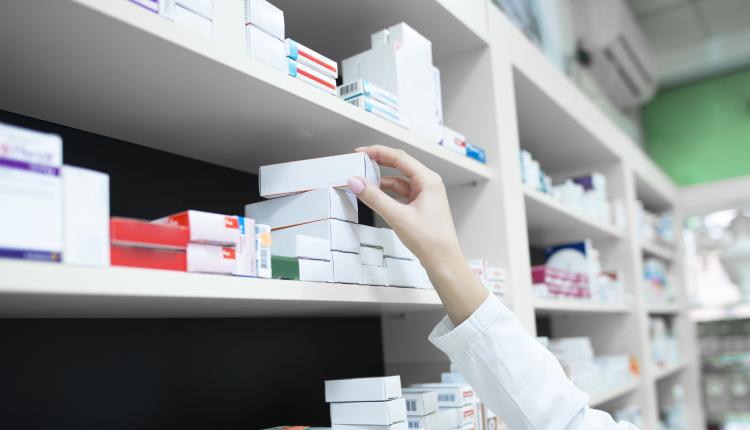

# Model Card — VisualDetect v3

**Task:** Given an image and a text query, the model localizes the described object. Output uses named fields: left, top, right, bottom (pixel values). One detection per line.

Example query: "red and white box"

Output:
left=285, top=38, right=338, bottom=79
left=187, top=243, right=236, bottom=274
left=287, top=58, right=337, bottom=95
left=152, top=210, right=240, bottom=245
left=110, top=245, right=186, bottom=271
left=110, top=217, right=189, bottom=250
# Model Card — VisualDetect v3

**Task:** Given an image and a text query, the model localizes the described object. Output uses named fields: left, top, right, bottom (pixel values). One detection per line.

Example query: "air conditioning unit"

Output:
left=572, top=0, right=656, bottom=109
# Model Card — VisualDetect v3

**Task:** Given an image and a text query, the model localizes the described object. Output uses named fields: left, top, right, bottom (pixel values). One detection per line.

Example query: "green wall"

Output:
left=642, top=68, right=750, bottom=186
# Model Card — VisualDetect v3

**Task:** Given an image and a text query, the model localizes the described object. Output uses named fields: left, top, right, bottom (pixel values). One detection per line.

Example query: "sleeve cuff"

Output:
left=429, top=293, right=507, bottom=354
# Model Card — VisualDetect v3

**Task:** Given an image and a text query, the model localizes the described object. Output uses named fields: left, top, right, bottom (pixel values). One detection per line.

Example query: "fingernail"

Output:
left=347, top=177, right=365, bottom=195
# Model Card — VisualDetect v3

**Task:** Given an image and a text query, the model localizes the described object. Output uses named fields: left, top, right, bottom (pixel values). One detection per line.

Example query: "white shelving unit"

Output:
left=0, top=0, right=703, bottom=428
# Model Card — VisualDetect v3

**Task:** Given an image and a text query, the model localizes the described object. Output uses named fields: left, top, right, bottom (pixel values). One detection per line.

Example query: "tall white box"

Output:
left=402, top=389, right=439, bottom=416
left=342, top=23, right=442, bottom=145
left=259, top=153, right=380, bottom=198
left=255, top=224, right=272, bottom=278
left=246, top=188, right=357, bottom=229
left=0, top=123, right=63, bottom=261
left=325, top=375, right=402, bottom=403
left=332, top=251, right=363, bottom=284
left=62, top=166, right=110, bottom=266
left=272, top=219, right=359, bottom=254
left=330, top=398, right=407, bottom=425
left=244, top=0, right=284, bottom=40
left=246, top=24, right=286, bottom=72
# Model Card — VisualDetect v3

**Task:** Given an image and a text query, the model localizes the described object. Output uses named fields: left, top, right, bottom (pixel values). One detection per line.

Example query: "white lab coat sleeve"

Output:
left=428, top=294, right=638, bottom=430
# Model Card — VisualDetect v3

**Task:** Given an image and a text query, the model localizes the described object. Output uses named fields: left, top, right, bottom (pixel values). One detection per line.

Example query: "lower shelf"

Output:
left=588, top=378, right=640, bottom=407
left=0, top=260, right=443, bottom=317
left=652, top=360, right=688, bottom=382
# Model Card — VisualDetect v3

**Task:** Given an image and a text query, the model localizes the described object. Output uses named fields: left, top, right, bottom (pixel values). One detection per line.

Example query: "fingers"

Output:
left=380, top=176, right=412, bottom=198
left=356, top=145, right=427, bottom=180
left=347, top=176, right=404, bottom=224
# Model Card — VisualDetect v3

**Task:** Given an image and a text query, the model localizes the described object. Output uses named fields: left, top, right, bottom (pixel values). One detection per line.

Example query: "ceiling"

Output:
left=628, top=0, right=750, bottom=87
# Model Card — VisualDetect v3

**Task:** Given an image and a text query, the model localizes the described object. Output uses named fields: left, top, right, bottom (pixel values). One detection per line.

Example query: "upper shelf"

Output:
left=523, top=187, right=626, bottom=246
left=641, top=240, right=675, bottom=262
left=0, top=260, right=443, bottom=318
left=0, top=0, right=492, bottom=186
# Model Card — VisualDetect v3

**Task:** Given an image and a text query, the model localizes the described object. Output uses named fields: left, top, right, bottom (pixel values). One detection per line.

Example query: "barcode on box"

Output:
left=406, top=398, right=417, bottom=412
left=438, top=393, right=456, bottom=402
left=339, top=81, right=359, bottom=97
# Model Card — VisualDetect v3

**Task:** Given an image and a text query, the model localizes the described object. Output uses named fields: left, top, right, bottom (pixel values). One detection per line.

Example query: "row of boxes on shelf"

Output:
left=127, top=1, right=487, bottom=164
left=520, top=149, right=625, bottom=229
left=650, top=316, right=681, bottom=369
left=310, top=374, right=503, bottom=430
left=531, top=240, right=628, bottom=304
left=636, top=201, right=675, bottom=246
left=542, top=337, right=640, bottom=401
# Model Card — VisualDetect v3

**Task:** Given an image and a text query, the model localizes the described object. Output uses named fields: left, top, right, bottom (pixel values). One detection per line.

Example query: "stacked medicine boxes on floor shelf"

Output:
left=325, top=376, right=407, bottom=429
left=247, top=153, right=432, bottom=287
left=341, top=23, right=485, bottom=164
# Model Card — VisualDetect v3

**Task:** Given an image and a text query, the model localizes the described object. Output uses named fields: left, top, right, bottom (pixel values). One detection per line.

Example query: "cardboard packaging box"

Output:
left=130, top=0, right=159, bottom=12
left=288, top=58, right=337, bottom=95
left=110, top=245, right=186, bottom=271
left=361, top=265, right=389, bottom=286
left=0, top=122, right=63, bottom=262
left=260, top=153, right=380, bottom=198
left=325, top=375, right=402, bottom=403
left=410, top=384, right=474, bottom=408
left=360, top=245, right=384, bottom=266
left=245, top=0, right=284, bottom=40
left=246, top=24, right=286, bottom=72
left=332, top=251, right=362, bottom=284
left=347, top=95, right=403, bottom=126
left=333, top=423, right=407, bottom=430
left=235, top=217, right=257, bottom=276
left=402, top=389, right=439, bottom=416
left=153, top=210, right=240, bottom=245
left=246, top=188, right=357, bottom=229
left=255, top=224, right=272, bottom=278
left=330, top=398, right=407, bottom=425
left=381, top=229, right=413, bottom=260
left=62, top=166, right=110, bottom=266
left=110, top=218, right=189, bottom=249
left=174, top=4, right=212, bottom=38
left=385, top=258, right=431, bottom=289
left=272, top=219, right=358, bottom=254
left=187, top=243, right=237, bottom=274
left=338, top=79, right=399, bottom=110
left=286, top=38, right=338, bottom=78
left=270, top=234, right=332, bottom=260
left=441, top=126, right=467, bottom=155
left=271, top=255, right=333, bottom=282
left=466, top=143, right=486, bottom=164
left=342, top=23, right=442, bottom=145
left=358, top=224, right=385, bottom=248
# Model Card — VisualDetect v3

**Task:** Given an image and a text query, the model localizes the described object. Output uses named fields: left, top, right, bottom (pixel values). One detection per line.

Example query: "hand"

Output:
left=347, top=145, right=488, bottom=325
left=347, top=145, right=462, bottom=269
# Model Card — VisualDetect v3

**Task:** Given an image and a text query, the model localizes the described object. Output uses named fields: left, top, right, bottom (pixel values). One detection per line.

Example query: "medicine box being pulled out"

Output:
left=259, top=153, right=380, bottom=198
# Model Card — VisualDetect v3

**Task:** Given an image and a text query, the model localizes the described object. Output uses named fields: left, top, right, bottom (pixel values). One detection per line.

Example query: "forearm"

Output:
left=420, top=247, right=489, bottom=326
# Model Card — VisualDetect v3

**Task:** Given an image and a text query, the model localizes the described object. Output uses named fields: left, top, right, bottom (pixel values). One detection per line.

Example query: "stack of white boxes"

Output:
left=411, top=383, right=476, bottom=429
left=245, top=0, right=287, bottom=73
left=401, top=388, right=455, bottom=430
left=325, top=376, right=407, bottom=429
left=468, top=260, right=507, bottom=298
left=342, top=23, right=443, bottom=145
left=286, top=38, right=338, bottom=95
left=247, top=153, right=433, bottom=288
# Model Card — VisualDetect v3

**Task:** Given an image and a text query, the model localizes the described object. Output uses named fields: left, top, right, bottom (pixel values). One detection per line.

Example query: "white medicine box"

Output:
left=330, top=398, right=407, bottom=426
left=271, top=219, right=359, bottom=255
left=246, top=188, right=357, bottom=229
left=62, top=165, right=110, bottom=267
left=325, top=375, right=402, bottom=403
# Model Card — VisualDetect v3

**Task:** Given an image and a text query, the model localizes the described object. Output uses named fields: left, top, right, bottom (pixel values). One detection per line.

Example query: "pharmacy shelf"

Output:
left=523, top=187, right=626, bottom=246
left=533, top=298, right=632, bottom=315
left=652, top=360, right=688, bottom=382
left=0, top=260, right=443, bottom=318
left=690, top=303, right=750, bottom=322
left=0, top=0, right=492, bottom=186
left=589, top=378, right=641, bottom=407
left=647, top=304, right=682, bottom=315
left=641, top=240, right=675, bottom=262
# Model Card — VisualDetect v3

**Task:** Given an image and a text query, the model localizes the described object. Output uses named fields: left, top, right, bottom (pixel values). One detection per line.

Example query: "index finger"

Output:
left=355, top=145, right=428, bottom=180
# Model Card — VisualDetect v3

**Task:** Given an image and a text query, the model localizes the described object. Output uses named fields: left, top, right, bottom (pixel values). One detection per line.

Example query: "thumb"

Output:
left=347, top=176, right=403, bottom=223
